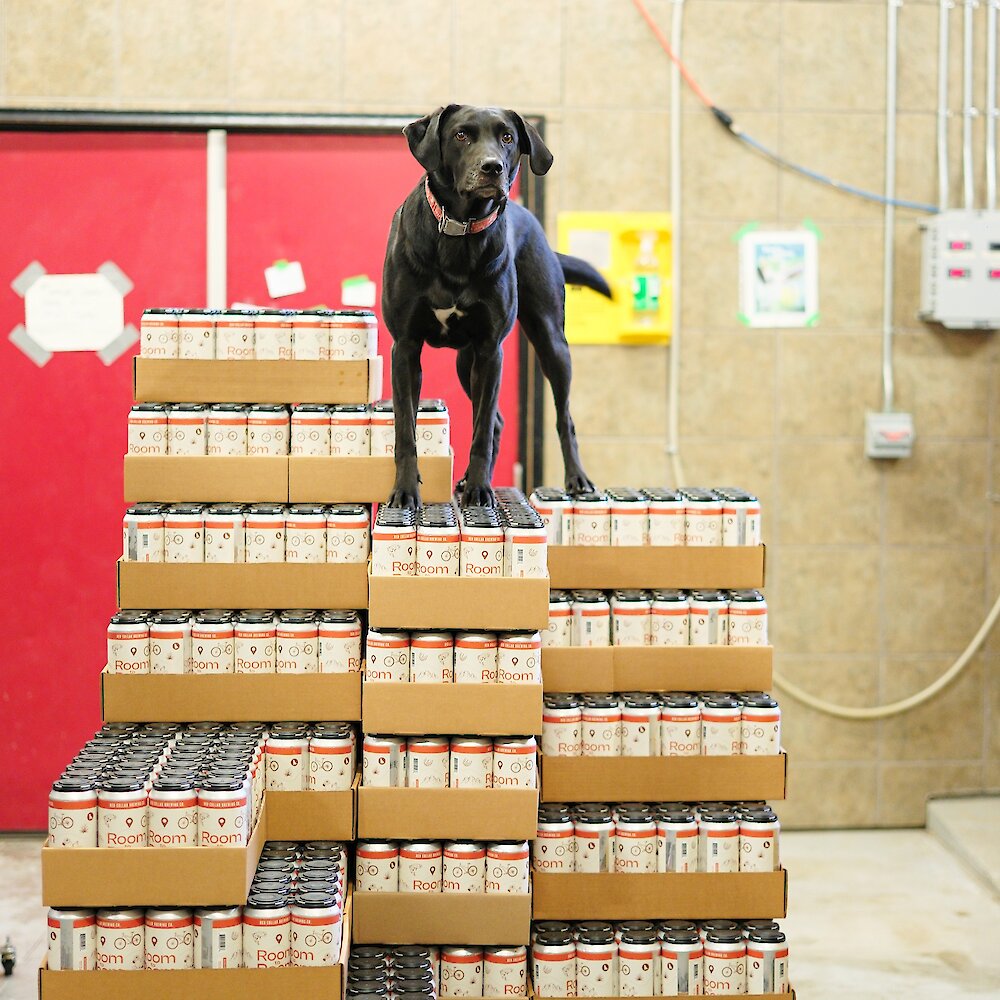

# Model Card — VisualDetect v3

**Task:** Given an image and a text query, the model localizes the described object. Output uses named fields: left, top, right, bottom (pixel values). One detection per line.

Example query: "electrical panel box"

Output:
left=919, top=209, right=1000, bottom=329
left=865, top=410, right=915, bottom=460
left=557, top=211, right=672, bottom=345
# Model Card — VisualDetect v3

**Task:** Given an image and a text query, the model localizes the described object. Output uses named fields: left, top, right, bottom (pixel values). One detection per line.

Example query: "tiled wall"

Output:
left=2, top=0, right=997, bottom=827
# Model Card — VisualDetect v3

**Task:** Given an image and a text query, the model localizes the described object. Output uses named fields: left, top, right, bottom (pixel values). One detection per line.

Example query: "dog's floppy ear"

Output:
left=508, top=110, right=553, bottom=176
left=403, top=105, right=460, bottom=173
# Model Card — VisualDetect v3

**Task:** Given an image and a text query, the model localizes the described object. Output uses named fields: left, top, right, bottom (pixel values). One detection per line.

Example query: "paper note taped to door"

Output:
left=24, top=273, right=125, bottom=352
left=342, top=275, right=377, bottom=307
left=265, top=260, right=306, bottom=298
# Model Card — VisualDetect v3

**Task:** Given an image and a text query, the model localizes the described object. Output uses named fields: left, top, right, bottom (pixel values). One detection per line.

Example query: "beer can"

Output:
left=166, top=402, right=207, bottom=456
left=190, top=610, right=235, bottom=674
left=369, top=399, right=395, bottom=456
left=164, top=502, right=205, bottom=563
left=745, top=929, right=788, bottom=994
left=544, top=590, right=574, bottom=648
left=148, top=776, right=198, bottom=847
left=656, top=805, right=699, bottom=874
left=247, top=404, right=290, bottom=456
left=460, top=510, right=505, bottom=577
left=96, top=908, right=145, bottom=970
left=194, top=906, right=243, bottom=968
left=660, top=928, right=704, bottom=996
left=291, top=403, right=331, bottom=457
left=483, top=945, right=528, bottom=998
left=371, top=507, right=416, bottom=576
left=718, top=487, right=762, bottom=547
left=681, top=488, right=723, bottom=547
left=290, top=891, right=342, bottom=966
left=492, top=736, right=537, bottom=788
left=702, top=695, right=742, bottom=756
left=650, top=589, right=690, bottom=647
left=206, top=403, right=248, bottom=456
left=149, top=611, right=192, bottom=674
left=703, top=929, right=746, bottom=995
left=285, top=503, right=327, bottom=562
left=505, top=518, right=548, bottom=579
left=611, top=590, right=653, bottom=647
left=309, top=723, right=356, bottom=791
left=576, top=928, right=618, bottom=997
left=266, top=728, right=310, bottom=791
left=417, top=517, right=460, bottom=576
left=572, top=590, right=611, bottom=647
left=204, top=502, right=246, bottom=563
left=740, top=693, right=781, bottom=755
left=366, top=628, right=411, bottom=681
left=197, top=775, right=250, bottom=846
left=449, top=737, right=493, bottom=788
left=442, top=841, right=488, bottom=893
left=123, top=502, right=165, bottom=562
left=245, top=503, right=285, bottom=563
left=411, top=631, right=454, bottom=683
left=327, top=309, right=377, bottom=360
left=644, top=488, right=686, bottom=546
left=127, top=402, right=168, bottom=455
left=699, top=807, right=740, bottom=873
left=215, top=310, right=255, bottom=360
left=140, top=308, right=179, bottom=358
left=728, top=590, right=768, bottom=647
left=292, top=311, right=329, bottom=360
left=498, top=631, right=542, bottom=683
left=486, top=840, right=530, bottom=894
left=47, top=907, right=96, bottom=970
left=575, top=806, right=615, bottom=873
left=355, top=840, right=400, bottom=892
left=399, top=841, right=443, bottom=893
left=235, top=610, right=277, bottom=674
left=416, top=398, right=450, bottom=456
left=542, top=694, right=582, bottom=757
left=533, top=806, right=575, bottom=873
left=98, top=776, right=148, bottom=848
left=689, top=590, right=730, bottom=646
left=406, top=735, right=450, bottom=788
left=178, top=310, right=217, bottom=359
left=621, top=692, right=660, bottom=756
left=144, top=907, right=194, bottom=970
left=363, top=734, right=406, bottom=787
left=739, top=807, right=781, bottom=873
left=529, top=487, right=574, bottom=545
left=619, top=929, right=658, bottom=997
left=531, top=931, right=576, bottom=998
left=572, top=491, right=611, bottom=546
left=254, top=309, right=294, bottom=360
left=581, top=694, right=622, bottom=757
left=454, top=632, right=499, bottom=683
left=107, top=611, right=150, bottom=674
left=609, top=488, right=650, bottom=546
left=319, top=610, right=363, bottom=673
left=242, top=891, right=292, bottom=968
left=326, top=503, right=370, bottom=564
left=440, top=945, right=484, bottom=997
left=615, top=805, right=657, bottom=874
left=330, top=403, right=371, bottom=456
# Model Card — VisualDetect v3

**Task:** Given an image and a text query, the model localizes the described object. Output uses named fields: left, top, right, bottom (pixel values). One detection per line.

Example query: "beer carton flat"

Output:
left=133, top=356, right=383, bottom=404
left=41, top=802, right=268, bottom=907
left=361, top=682, right=543, bottom=735
left=541, top=646, right=773, bottom=693
left=582, top=994, right=794, bottom=1000
left=352, top=890, right=531, bottom=944
left=539, top=754, right=788, bottom=802
left=546, top=545, right=766, bottom=590
left=124, top=455, right=289, bottom=503
left=102, top=669, right=362, bottom=722
left=266, top=777, right=357, bottom=840
left=289, top=453, right=454, bottom=503
left=368, top=573, right=550, bottom=630
left=38, top=888, right=351, bottom=998
left=358, top=787, right=539, bottom=840
left=531, top=870, right=788, bottom=919
left=117, top=559, right=369, bottom=609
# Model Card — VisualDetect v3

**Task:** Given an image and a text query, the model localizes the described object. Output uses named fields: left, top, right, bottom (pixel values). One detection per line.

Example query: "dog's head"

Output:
left=404, top=105, right=553, bottom=201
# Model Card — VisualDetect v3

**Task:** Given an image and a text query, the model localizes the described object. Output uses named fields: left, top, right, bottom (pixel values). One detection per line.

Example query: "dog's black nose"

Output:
left=481, top=159, right=503, bottom=177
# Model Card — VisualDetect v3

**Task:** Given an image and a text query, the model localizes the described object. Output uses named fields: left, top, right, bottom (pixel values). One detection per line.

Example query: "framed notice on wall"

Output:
left=738, top=228, right=819, bottom=328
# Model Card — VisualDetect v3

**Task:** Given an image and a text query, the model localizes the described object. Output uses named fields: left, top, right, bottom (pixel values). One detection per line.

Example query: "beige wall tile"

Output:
left=119, top=0, right=227, bottom=102
left=230, top=0, right=341, bottom=106
left=894, top=115, right=939, bottom=223
left=563, top=0, right=672, bottom=110
left=880, top=655, right=986, bottom=761
left=777, top=439, right=882, bottom=545
left=558, top=109, right=669, bottom=212
left=896, top=3, right=939, bottom=113
left=777, top=332, right=881, bottom=437
left=778, top=762, right=878, bottom=829
left=677, top=437, right=775, bottom=503
left=683, top=111, right=780, bottom=222
left=767, top=546, right=880, bottom=654
left=892, top=218, right=927, bottom=329
left=567, top=344, right=668, bottom=438
left=781, top=2, right=885, bottom=113
left=878, top=763, right=984, bottom=826
left=571, top=437, right=673, bottom=487
left=778, top=113, right=884, bottom=222
left=680, top=221, right=751, bottom=331
left=678, top=331, right=776, bottom=438
left=884, top=547, right=987, bottom=654
left=4, top=0, right=117, bottom=98
left=884, top=440, right=989, bottom=546
left=988, top=647, right=1000, bottom=759
left=814, top=224, right=884, bottom=330
left=454, top=1, right=561, bottom=109
left=680, top=2, right=781, bottom=112
left=985, top=760, right=1000, bottom=791
left=775, top=655, right=880, bottom=761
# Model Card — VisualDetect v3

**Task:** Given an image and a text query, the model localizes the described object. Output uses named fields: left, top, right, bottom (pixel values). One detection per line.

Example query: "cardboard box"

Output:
left=358, top=787, right=539, bottom=840
left=352, top=891, right=531, bottom=944
left=541, top=647, right=773, bottom=693
left=539, top=754, right=788, bottom=802
left=266, top=779, right=357, bottom=841
left=581, top=994, right=793, bottom=1000
left=102, top=670, right=362, bottom=722
left=123, top=456, right=289, bottom=503
left=38, top=887, right=351, bottom=999
left=362, top=682, right=542, bottom=735
left=546, top=545, right=766, bottom=590
left=117, top=560, right=369, bottom=609
left=531, top=870, right=788, bottom=920
left=368, top=574, right=550, bottom=630
left=289, top=454, right=454, bottom=503
left=41, top=802, right=268, bottom=907
left=134, top=356, right=382, bottom=404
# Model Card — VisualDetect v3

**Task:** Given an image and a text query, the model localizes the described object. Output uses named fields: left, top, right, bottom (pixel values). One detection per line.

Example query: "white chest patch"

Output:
left=432, top=305, right=465, bottom=333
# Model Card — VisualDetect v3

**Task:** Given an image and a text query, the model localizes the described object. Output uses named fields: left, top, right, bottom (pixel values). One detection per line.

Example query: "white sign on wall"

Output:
left=25, top=273, right=125, bottom=351
left=738, top=228, right=819, bottom=328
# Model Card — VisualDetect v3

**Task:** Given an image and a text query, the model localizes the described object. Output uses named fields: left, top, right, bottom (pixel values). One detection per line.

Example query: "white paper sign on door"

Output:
left=24, top=273, right=125, bottom=351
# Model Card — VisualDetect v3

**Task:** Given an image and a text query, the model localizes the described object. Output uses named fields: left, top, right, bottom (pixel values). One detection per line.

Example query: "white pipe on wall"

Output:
left=987, top=0, right=998, bottom=209
left=667, top=0, right=685, bottom=488
left=938, top=0, right=952, bottom=209
left=882, top=0, right=900, bottom=413
left=207, top=129, right=227, bottom=309
left=962, top=0, right=977, bottom=209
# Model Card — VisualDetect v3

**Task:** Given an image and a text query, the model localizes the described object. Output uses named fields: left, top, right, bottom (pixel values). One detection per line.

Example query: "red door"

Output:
left=0, top=131, right=207, bottom=829
left=225, top=132, right=521, bottom=488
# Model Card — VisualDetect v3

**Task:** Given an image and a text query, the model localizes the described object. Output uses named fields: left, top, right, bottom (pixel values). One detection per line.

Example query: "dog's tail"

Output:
left=556, top=253, right=613, bottom=299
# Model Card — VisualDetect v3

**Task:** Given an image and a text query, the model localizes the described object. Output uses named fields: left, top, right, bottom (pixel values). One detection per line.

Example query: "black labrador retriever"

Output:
left=381, top=104, right=611, bottom=508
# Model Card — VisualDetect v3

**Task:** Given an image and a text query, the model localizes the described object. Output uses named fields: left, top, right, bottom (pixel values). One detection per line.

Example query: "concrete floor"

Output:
left=2, top=816, right=999, bottom=999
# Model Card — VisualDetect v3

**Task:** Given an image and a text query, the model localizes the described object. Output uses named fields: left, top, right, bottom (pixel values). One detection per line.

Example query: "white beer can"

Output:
left=123, top=503, right=165, bottom=562
left=718, top=488, right=763, bottom=547
left=292, top=311, right=329, bottom=360
left=144, top=908, right=194, bottom=970
left=699, top=809, right=740, bottom=873
left=234, top=610, right=277, bottom=673
left=96, top=908, right=145, bottom=970
left=460, top=521, right=505, bottom=577
left=194, top=906, right=243, bottom=968
left=682, top=488, right=723, bottom=547
left=399, top=841, right=443, bottom=893
left=290, top=891, right=342, bottom=966
left=190, top=610, right=235, bottom=674
left=127, top=403, right=168, bottom=455
left=609, top=489, right=649, bottom=546
left=326, top=503, right=370, bottom=563
left=291, top=404, right=331, bottom=457
left=740, top=693, right=781, bottom=755
left=309, top=725, right=355, bottom=791
left=149, top=611, right=192, bottom=674
left=574, top=809, right=615, bottom=873
left=614, top=809, right=657, bottom=874
left=498, top=631, right=542, bottom=683
left=702, top=695, right=742, bottom=756
left=529, top=488, right=574, bottom=544
left=650, top=590, right=690, bottom=647
left=247, top=404, right=290, bottom=456
left=254, top=310, right=294, bottom=360
left=442, top=841, right=488, bottom=893
left=534, top=808, right=575, bottom=873
left=215, top=311, right=255, bottom=360
left=454, top=632, right=498, bottom=683
left=140, top=309, right=179, bottom=358
left=576, top=932, right=619, bottom=997
left=739, top=809, right=780, bottom=873
left=242, top=893, right=292, bottom=968
left=365, top=628, right=410, bottom=681
left=544, top=590, right=574, bottom=648
left=689, top=591, right=730, bottom=646
left=441, top=945, right=485, bottom=997
left=47, top=907, right=96, bottom=970
left=371, top=509, right=416, bottom=575
left=362, top=734, right=406, bottom=787
left=656, top=807, right=699, bottom=873
left=745, top=930, right=788, bottom=994
left=505, top=521, right=548, bottom=578
left=411, top=631, right=454, bottom=682
left=204, top=503, right=246, bottom=563
left=572, top=492, right=611, bottom=546
left=107, top=611, right=149, bottom=674
left=417, top=522, right=461, bottom=576
left=486, top=840, right=530, bottom=893
left=581, top=696, right=622, bottom=757
left=449, top=737, right=493, bottom=788
left=167, top=403, right=208, bottom=456
left=164, top=503, right=205, bottom=563
left=644, top=488, right=686, bottom=546
left=703, top=931, right=746, bottom=996
left=618, top=932, right=658, bottom=997
left=285, top=504, right=327, bottom=562
left=328, top=310, right=377, bottom=359
left=265, top=730, right=310, bottom=791
left=484, top=945, right=528, bottom=998
left=147, top=777, right=198, bottom=847
left=369, top=400, right=395, bottom=456
left=542, top=695, right=582, bottom=757
left=416, top=398, right=450, bottom=456
left=621, top=694, right=660, bottom=756
left=659, top=930, right=704, bottom=996
left=355, top=840, right=400, bottom=892
left=178, top=309, right=216, bottom=359
left=532, top=933, right=576, bottom=997
left=245, top=503, right=285, bottom=562
left=48, top=778, right=98, bottom=848
left=98, top=777, right=148, bottom=848
left=612, top=590, right=652, bottom=647
left=319, top=610, right=362, bottom=673
left=197, top=776, right=250, bottom=847
left=659, top=694, right=701, bottom=757
left=573, top=591, right=611, bottom=647
left=492, top=736, right=537, bottom=788
left=330, top=403, right=371, bottom=456
left=728, top=590, right=768, bottom=647
left=406, top=735, right=450, bottom=788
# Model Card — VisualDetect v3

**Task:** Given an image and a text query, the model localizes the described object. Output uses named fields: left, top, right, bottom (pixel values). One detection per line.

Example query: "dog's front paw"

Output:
left=387, top=481, right=422, bottom=510
left=565, top=468, right=596, bottom=495
left=459, top=478, right=496, bottom=508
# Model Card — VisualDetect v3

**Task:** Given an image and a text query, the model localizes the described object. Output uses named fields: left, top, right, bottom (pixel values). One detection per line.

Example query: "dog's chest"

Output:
left=431, top=304, right=466, bottom=332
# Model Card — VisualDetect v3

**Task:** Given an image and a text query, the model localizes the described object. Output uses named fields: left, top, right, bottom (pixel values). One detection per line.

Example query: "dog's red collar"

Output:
left=424, top=177, right=501, bottom=237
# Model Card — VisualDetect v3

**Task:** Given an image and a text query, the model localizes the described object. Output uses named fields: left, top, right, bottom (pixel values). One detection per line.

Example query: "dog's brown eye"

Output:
left=501, top=132, right=515, bottom=144
left=455, top=131, right=467, bottom=141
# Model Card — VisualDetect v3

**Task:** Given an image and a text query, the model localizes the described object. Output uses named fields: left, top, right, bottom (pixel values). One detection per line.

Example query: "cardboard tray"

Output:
left=133, top=356, right=383, bottom=404
left=582, top=994, right=794, bottom=1000
left=289, top=454, right=454, bottom=503
left=539, top=754, right=788, bottom=802
left=368, top=574, right=550, bottom=630
left=102, top=669, right=362, bottom=722
left=41, top=802, right=268, bottom=907
left=352, top=890, right=531, bottom=944
left=266, top=779, right=357, bottom=841
left=117, top=560, right=369, bottom=609
left=546, top=545, right=766, bottom=590
left=38, top=887, right=351, bottom=999
left=362, top=682, right=543, bottom=735
left=123, top=456, right=289, bottom=503
left=531, top=870, right=788, bottom=920
left=541, top=647, right=773, bottom=693
left=358, top=787, right=539, bottom=840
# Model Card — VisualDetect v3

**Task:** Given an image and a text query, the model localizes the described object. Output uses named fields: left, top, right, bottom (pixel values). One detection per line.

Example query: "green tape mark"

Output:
left=805, top=312, right=820, bottom=327
left=801, top=218, right=823, bottom=240
left=732, top=222, right=760, bottom=243
left=273, top=259, right=289, bottom=269
left=737, top=311, right=752, bottom=327
left=342, top=274, right=370, bottom=288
